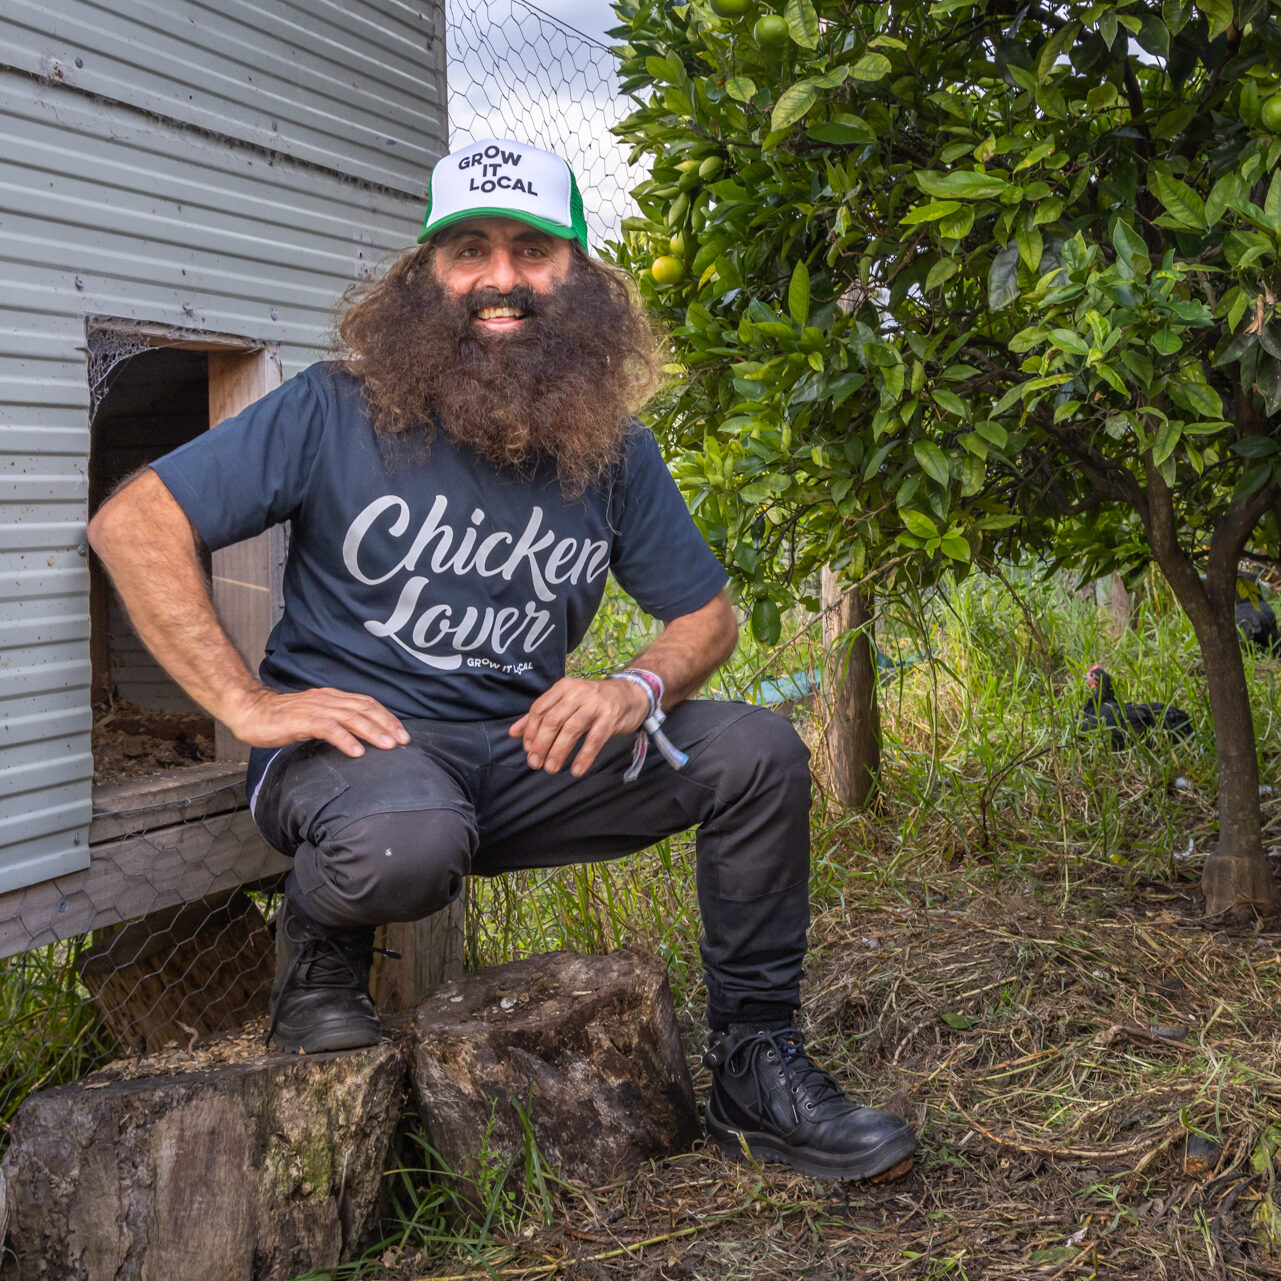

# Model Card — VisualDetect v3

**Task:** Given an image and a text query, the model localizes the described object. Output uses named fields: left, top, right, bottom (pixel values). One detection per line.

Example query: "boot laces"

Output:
left=722, top=1027, right=848, bottom=1116
left=265, top=912, right=396, bottom=1046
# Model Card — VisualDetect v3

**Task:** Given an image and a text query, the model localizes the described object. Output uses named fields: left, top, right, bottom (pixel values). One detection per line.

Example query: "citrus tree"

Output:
left=611, top=0, right=1281, bottom=915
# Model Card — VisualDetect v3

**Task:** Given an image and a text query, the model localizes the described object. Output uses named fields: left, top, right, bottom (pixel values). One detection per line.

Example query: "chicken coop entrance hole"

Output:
left=86, top=322, right=278, bottom=784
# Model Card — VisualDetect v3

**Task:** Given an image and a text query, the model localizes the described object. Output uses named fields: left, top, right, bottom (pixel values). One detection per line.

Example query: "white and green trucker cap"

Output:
left=418, top=138, right=589, bottom=252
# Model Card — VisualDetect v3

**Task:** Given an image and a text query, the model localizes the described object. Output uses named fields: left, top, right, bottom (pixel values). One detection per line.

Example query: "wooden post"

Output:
left=207, top=348, right=283, bottom=762
left=1109, top=572, right=1134, bottom=637
left=370, top=896, right=467, bottom=1015
left=821, top=567, right=880, bottom=809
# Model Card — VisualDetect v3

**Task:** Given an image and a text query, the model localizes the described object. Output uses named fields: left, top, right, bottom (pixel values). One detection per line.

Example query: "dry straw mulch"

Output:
left=381, top=880, right=1281, bottom=1281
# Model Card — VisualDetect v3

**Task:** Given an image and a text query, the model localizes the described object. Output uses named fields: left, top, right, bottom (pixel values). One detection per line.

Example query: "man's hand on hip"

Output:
left=509, top=676, right=649, bottom=777
left=229, top=687, right=411, bottom=758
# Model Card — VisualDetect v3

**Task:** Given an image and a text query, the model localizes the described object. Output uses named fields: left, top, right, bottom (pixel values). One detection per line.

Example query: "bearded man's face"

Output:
left=430, top=216, right=572, bottom=331
left=337, top=215, right=659, bottom=495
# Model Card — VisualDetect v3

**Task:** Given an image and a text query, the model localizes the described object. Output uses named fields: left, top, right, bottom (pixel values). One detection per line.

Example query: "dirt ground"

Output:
left=91, top=699, right=215, bottom=782
left=361, top=864, right=1281, bottom=1281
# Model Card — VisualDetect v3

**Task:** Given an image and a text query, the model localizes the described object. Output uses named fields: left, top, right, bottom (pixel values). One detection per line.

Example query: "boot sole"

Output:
left=706, top=1112, right=918, bottom=1181
left=269, top=1016, right=383, bottom=1055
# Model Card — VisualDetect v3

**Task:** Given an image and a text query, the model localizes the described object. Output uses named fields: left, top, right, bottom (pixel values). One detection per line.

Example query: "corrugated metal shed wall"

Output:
left=0, top=0, right=446, bottom=893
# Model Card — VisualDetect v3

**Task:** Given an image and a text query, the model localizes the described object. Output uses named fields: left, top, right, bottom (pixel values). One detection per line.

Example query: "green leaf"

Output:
left=1199, top=0, right=1233, bottom=39
left=807, top=117, right=874, bottom=144
left=940, top=1012, right=978, bottom=1029
left=1016, top=219, right=1043, bottom=271
left=1152, top=420, right=1181, bottom=465
left=916, top=169, right=1010, bottom=199
left=1232, top=436, right=1280, bottom=459
left=901, top=508, right=939, bottom=539
left=901, top=200, right=965, bottom=225
left=1112, top=218, right=1151, bottom=273
left=940, top=533, right=972, bottom=561
left=1182, top=381, right=1224, bottom=419
left=926, top=258, right=960, bottom=290
left=788, top=260, right=811, bottom=327
left=750, top=598, right=782, bottom=646
left=1150, top=169, right=1206, bottom=230
left=938, top=206, right=974, bottom=239
left=724, top=76, right=757, bottom=103
left=1049, top=328, right=1089, bottom=356
left=783, top=0, right=820, bottom=48
left=771, top=81, right=820, bottom=132
left=914, top=440, right=952, bottom=485
left=931, top=387, right=968, bottom=418
left=1151, top=329, right=1183, bottom=356
left=850, top=52, right=892, bottom=82
left=988, top=243, right=1021, bottom=309
left=976, top=420, right=1008, bottom=447
left=809, top=65, right=852, bottom=90
left=1267, top=172, right=1281, bottom=228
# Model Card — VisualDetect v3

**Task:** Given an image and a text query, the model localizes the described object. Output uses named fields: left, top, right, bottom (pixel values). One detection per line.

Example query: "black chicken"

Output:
left=1236, top=592, right=1281, bottom=654
left=1081, top=664, right=1193, bottom=749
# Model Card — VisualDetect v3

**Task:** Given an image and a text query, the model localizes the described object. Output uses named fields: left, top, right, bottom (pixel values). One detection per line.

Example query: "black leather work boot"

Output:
left=703, top=1024, right=918, bottom=1180
left=266, top=894, right=384, bottom=1053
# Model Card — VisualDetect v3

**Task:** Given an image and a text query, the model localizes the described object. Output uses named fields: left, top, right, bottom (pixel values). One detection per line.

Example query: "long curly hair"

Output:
left=336, top=243, right=665, bottom=494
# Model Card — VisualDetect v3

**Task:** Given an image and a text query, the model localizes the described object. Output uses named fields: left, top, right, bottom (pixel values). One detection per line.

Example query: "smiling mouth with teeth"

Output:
left=475, top=305, right=529, bottom=325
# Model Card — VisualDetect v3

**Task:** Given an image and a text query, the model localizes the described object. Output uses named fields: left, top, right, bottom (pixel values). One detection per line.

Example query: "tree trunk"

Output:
left=1194, top=604, right=1277, bottom=917
left=1157, top=560, right=1278, bottom=918
left=821, top=568, right=880, bottom=809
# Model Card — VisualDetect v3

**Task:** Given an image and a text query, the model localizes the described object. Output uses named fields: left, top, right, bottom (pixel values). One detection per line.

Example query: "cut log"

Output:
left=407, top=947, right=698, bottom=1200
left=1, top=1037, right=405, bottom=1281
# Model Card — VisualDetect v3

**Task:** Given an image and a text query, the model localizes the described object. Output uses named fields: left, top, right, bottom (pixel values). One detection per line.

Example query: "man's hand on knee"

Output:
left=509, top=676, right=649, bottom=776
left=229, top=687, right=410, bottom=757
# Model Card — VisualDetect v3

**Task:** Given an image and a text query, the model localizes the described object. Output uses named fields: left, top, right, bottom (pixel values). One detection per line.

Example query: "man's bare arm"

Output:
left=509, top=588, right=739, bottom=776
left=87, top=469, right=409, bottom=758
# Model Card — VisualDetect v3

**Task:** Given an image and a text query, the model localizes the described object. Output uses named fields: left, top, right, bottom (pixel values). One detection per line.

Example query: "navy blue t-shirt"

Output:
left=151, top=363, right=727, bottom=730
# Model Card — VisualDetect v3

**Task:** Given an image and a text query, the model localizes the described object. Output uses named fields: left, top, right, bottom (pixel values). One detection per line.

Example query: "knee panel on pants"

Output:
left=320, top=807, right=475, bottom=924
left=716, top=707, right=811, bottom=794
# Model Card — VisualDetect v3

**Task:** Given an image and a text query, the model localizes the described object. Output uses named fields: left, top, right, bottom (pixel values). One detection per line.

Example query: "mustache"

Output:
left=463, top=284, right=539, bottom=318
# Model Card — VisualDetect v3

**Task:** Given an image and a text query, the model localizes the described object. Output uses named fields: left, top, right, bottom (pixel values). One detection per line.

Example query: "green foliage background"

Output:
left=612, top=0, right=1281, bottom=642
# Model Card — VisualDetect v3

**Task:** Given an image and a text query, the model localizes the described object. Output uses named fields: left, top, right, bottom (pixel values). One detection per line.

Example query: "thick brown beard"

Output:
left=336, top=244, right=664, bottom=495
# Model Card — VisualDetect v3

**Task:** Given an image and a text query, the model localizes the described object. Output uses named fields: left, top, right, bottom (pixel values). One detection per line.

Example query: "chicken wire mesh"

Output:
left=0, top=0, right=635, bottom=1139
left=445, top=0, right=635, bottom=248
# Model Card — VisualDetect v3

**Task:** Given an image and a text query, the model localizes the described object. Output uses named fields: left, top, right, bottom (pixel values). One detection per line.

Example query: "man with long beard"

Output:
left=89, top=139, right=917, bottom=1182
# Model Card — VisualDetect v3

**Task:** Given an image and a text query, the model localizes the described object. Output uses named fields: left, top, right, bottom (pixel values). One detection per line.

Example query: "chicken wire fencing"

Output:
left=0, top=0, right=637, bottom=1140
left=444, top=0, right=636, bottom=249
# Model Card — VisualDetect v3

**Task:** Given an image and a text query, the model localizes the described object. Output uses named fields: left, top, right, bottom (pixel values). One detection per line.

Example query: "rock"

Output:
left=1, top=1039, right=405, bottom=1281
left=407, top=947, right=698, bottom=1199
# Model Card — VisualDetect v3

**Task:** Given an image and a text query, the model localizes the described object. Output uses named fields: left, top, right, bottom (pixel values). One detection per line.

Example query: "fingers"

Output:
left=235, top=688, right=410, bottom=755
left=513, top=677, right=648, bottom=775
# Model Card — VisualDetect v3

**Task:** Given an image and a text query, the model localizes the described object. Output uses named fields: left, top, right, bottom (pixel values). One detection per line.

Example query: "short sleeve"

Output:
left=608, top=428, right=728, bottom=621
left=149, top=367, right=330, bottom=551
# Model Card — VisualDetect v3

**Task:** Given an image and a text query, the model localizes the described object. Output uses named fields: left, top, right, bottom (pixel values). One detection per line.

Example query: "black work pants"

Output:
left=250, top=700, right=811, bottom=1027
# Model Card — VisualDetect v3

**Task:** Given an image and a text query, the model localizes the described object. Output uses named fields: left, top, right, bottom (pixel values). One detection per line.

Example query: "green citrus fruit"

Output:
left=669, top=231, right=686, bottom=257
left=709, top=0, right=750, bottom=18
left=753, top=14, right=790, bottom=46
left=1261, top=92, right=1281, bottom=133
left=651, top=255, right=686, bottom=285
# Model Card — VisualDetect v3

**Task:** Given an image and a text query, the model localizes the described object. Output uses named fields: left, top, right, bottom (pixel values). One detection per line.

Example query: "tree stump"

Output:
left=1, top=1038, right=405, bottom=1281
left=407, top=947, right=698, bottom=1201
